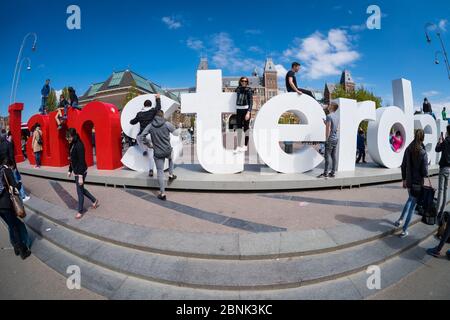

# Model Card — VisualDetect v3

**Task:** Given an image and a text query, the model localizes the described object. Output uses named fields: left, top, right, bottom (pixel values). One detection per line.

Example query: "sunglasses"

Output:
left=241, top=80, right=249, bottom=83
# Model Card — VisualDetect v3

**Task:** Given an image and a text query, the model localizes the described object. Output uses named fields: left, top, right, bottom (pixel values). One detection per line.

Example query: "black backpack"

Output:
left=420, top=186, right=437, bottom=225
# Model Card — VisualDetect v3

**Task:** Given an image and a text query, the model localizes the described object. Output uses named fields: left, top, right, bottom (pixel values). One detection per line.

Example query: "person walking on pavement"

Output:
left=394, top=129, right=431, bottom=238
left=435, top=126, right=450, bottom=222
left=67, top=128, right=99, bottom=219
left=0, top=157, right=31, bottom=260
left=140, top=110, right=180, bottom=201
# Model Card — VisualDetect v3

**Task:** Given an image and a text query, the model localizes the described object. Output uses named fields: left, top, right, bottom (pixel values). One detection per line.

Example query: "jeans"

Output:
left=40, top=97, right=47, bottom=114
left=154, top=155, right=174, bottom=194
left=34, top=151, right=42, bottom=167
left=398, top=190, right=417, bottom=232
left=435, top=219, right=450, bottom=252
left=75, top=173, right=97, bottom=213
left=13, top=169, right=26, bottom=199
left=436, top=167, right=450, bottom=218
left=0, top=208, right=30, bottom=249
left=324, top=139, right=338, bottom=175
left=356, top=148, right=366, bottom=163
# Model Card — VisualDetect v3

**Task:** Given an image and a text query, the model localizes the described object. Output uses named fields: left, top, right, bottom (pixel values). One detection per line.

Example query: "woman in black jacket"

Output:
left=67, top=128, right=99, bottom=219
left=395, top=129, right=430, bottom=237
left=0, top=158, right=31, bottom=259
left=234, top=77, right=253, bottom=154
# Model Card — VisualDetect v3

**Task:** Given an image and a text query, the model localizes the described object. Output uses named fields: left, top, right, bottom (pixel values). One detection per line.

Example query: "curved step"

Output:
left=25, top=209, right=437, bottom=291
left=24, top=196, right=425, bottom=260
left=28, top=227, right=436, bottom=300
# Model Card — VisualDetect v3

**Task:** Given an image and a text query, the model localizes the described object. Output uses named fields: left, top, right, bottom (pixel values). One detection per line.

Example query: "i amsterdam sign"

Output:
left=7, top=70, right=444, bottom=174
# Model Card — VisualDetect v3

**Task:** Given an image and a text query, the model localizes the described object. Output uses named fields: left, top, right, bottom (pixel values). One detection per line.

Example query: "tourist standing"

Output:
left=40, top=79, right=50, bottom=115
left=131, top=94, right=162, bottom=177
left=356, top=128, right=367, bottom=163
left=67, top=128, right=99, bottom=219
left=0, top=158, right=31, bottom=260
left=234, top=77, right=253, bottom=154
left=32, top=124, right=43, bottom=168
left=285, top=62, right=303, bottom=95
left=318, top=103, right=339, bottom=178
left=395, top=129, right=430, bottom=237
left=435, top=126, right=450, bottom=221
left=140, top=110, right=180, bottom=201
left=442, top=107, right=447, bottom=121
left=68, top=87, right=79, bottom=109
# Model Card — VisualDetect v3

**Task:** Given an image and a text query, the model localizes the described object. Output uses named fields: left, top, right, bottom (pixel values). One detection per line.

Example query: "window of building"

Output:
left=109, top=72, right=125, bottom=87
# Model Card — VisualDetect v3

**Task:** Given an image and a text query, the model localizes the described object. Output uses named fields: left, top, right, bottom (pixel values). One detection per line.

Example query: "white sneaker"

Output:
left=242, top=146, right=248, bottom=152
left=394, top=220, right=402, bottom=228
left=23, top=196, right=31, bottom=202
left=234, top=147, right=244, bottom=154
left=400, top=231, right=409, bottom=238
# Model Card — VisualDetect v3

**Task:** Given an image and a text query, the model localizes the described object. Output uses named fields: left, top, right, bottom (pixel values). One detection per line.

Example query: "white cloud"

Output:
left=162, top=16, right=182, bottom=30
left=186, top=37, right=204, bottom=50
left=439, top=19, right=448, bottom=32
left=283, top=28, right=360, bottom=79
left=275, top=64, right=288, bottom=79
left=248, top=46, right=263, bottom=53
left=348, top=24, right=367, bottom=32
left=422, top=90, right=440, bottom=97
left=209, top=33, right=262, bottom=73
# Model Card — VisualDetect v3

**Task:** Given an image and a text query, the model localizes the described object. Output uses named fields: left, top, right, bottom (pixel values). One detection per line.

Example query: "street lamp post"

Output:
left=13, top=57, right=32, bottom=103
left=425, top=23, right=450, bottom=80
left=9, top=32, right=37, bottom=105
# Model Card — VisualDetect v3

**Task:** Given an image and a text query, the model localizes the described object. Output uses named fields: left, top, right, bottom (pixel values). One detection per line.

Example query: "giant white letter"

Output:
left=181, top=70, right=244, bottom=174
left=252, top=93, right=326, bottom=173
left=367, top=79, right=414, bottom=168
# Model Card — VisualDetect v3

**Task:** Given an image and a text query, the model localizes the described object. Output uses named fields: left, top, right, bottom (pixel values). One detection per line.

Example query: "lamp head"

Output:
left=426, top=32, right=432, bottom=43
left=435, top=59, right=440, bottom=65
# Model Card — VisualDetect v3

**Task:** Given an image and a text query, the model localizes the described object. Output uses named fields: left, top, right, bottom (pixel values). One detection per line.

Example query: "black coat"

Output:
left=130, top=98, right=162, bottom=135
left=0, top=166, right=20, bottom=210
left=435, top=136, right=450, bottom=168
left=0, top=139, right=14, bottom=166
left=68, top=137, right=87, bottom=175
left=401, top=142, right=428, bottom=188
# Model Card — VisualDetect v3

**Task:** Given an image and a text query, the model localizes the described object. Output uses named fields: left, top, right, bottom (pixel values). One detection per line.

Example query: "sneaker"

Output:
left=168, top=174, right=177, bottom=181
left=317, top=173, right=328, bottom=178
left=233, top=147, right=244, bottom=154
left=157, top=194, right=167, bottom=201
left=329, top=172, right=335, bottom=178
left=394, top=220, right=403, bottom=228
left=400, top=230, right=409, bottom=238
left=426, top=248, right=441, bottom=258
left=22, top=196, right=30, bottom=202
left=242, top=146, right=248, bottom=152
left=91, top=200, right=100, bottom=209
left=149, top=170, right=154, bottom=177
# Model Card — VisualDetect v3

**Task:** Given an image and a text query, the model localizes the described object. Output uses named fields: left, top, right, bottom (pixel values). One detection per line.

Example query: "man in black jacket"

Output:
left=130, top=94, right=161, bottom=176
left=435, top=125, right=450, bottom=219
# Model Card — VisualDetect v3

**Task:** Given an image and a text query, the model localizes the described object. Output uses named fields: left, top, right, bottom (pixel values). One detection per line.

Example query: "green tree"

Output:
left=121, top=81, right=140, bottom=110
left=46, top=89, right=58, bottom=112
left=331, top=85, right=383, bottom=132
left=62, top=87, right=70, bottom=100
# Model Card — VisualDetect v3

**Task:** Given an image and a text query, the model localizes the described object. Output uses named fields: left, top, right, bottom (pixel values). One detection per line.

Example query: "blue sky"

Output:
left=1, top=0, right=449, bottom=121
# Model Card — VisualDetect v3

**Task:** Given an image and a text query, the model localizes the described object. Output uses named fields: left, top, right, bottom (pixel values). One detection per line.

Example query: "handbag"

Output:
left=2, top=167, right=26, bottom=218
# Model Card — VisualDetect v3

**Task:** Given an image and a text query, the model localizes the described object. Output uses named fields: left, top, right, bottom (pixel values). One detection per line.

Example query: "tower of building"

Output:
left=340, top=70, right=355, bottom=92
left=263, top=58, right=278, bottom=101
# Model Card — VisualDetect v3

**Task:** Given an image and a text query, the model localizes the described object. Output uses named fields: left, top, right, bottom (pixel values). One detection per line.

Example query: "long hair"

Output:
left=238, top=77, right=249, bottom=88
left=412, top=129, right=425, bottom=157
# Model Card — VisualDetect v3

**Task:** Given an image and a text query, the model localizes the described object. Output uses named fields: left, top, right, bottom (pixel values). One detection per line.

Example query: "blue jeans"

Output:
left=0, top=209, right=30, bottom=249
left=34, top=151, right=42, bottom=166
left=40, top=97, right=47, bottom=114
left=399, top=190, right=417, bottom=232
left=13, top=169, right=26, bottom=199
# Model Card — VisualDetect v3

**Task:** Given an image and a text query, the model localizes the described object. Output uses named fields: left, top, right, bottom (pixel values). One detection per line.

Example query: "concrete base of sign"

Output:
left=17, top=161, right=439, bottom=191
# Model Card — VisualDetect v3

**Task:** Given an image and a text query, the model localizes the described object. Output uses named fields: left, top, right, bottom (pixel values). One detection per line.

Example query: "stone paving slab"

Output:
left=17, top=161, right=440, bottom=191
left=29, top=228, right=440, bottom=300
left=24, top=195, right=427, bottom=260
left=25, top=209, right=437, bottom=290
